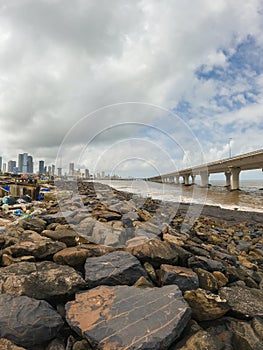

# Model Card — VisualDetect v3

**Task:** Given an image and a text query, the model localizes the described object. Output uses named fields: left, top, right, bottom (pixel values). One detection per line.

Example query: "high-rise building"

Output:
left=27, top=155, right=33, bottom=173
left=22, top=153, right=28, bottom=173
left=8, top=160, right=16, bottom=173
left=57, top=167, right=62, bottom=177
left=48, top=165, right=52, bottom=175
left=85, top=169, right=90, bottom=179
left=39, top=160, right=45, bottom=175
left=0, top=156, right=2, bottom=172
left=51, top=164, right=55, bottom=176
left=69, top=163, right=74, bottom=176
left=3, top=163, right=6, bottom=173
left=18, top=154, right=23, bottom=172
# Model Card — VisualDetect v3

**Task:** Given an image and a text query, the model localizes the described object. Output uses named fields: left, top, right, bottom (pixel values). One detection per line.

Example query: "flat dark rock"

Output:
left=66, top=285, right=191, bottom=350
left=219, top=286, right=263, bottom=318
left=85, top=250, right=148, bottom=288
left=0, top=261, right=86, bottom=299
left=0, top=294, right=63, bottom=347
left=126, top=238, right=179, bottom=268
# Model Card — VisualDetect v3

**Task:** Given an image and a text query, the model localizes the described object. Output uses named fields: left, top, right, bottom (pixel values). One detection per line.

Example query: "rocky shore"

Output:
left=0, top=181, right=262, bottom=349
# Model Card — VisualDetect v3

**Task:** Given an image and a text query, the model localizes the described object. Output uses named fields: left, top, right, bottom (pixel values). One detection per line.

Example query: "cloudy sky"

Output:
left=0, top=0, right=263, bottom=178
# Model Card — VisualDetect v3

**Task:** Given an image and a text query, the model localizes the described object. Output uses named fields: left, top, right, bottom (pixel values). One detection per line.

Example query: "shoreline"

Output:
left=96, top=179, right=263, bottom=216
left=95, top=181, right=263, bottom=225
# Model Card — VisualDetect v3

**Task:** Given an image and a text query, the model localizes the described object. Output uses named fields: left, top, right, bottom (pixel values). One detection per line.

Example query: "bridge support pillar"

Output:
left=175, top=175, right=180, bottom=184
left=200, top=171, right=209, bottom=187
left=230, top=167, right=241, bottom=190
left=183, top=174, right=190, bottom=186
left=224, top=171, right=231, bottom=187
left=191, top=175, right=196, bottom=184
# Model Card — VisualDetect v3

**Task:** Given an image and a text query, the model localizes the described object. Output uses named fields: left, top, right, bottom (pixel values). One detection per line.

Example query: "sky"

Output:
left=0, top=0, right=263, bottom=179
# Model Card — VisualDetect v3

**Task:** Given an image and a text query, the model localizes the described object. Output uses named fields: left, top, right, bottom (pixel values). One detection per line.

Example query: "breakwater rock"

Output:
left=0, top=181, right=262, bottom=349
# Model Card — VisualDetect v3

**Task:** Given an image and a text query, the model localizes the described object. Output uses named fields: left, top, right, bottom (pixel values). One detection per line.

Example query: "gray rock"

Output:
left=0, top=294, right=63, bottom=347
left=53, top=244, right=114, bottom=266
left=219, top=286, right=263, bottom=318
left=108, top=201, right=136, bottom=214
left=0, top=261, right=86, bottom=299
left=121, top=211, right=140, bottom=227
left=85, top=251, right=148, bottom=288
left=188, top=256, right=226, bottom=272
left=83, top=221, right=134, bottom=247
left=66, top=285, right=191, bottom=350
left=41, top=229, right=78, bottom=247
left=230, top=318, right=263, bottom=350
left=160, top=265, right=199, bottom=292
left=3, top=231, right=66, bottom=259
left=126, top=238, right=179, bottom=268
left=20, top=217, right=47, bottom=233
left=4, top=239, right=66, bottom=259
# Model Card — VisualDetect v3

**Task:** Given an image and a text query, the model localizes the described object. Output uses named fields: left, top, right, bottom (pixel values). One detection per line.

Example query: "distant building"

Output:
left=8, top=160, right=16, bottom=173
left=2, top=163, right=6, bottom=173
left=22, top=153, right=28, bottom=173
left=69, top=163, right=74, bottom=176
left=13, top=167, right=19, bottom=175
left=102, top=171, right=105, bottom=179
left=27, top=155, right=33, bottom=173
left=48, top=166, right=52, bottom=175
left=0, top=156, right=2, bottom=172
left=51, top=164, right=55, bottom=176
left=57, top=167, right=62, bottom=177
left=39, top=160, right=45, bottom=175
left=18, top=154, right=23, bottom=172
left=85, top=169, right=90, bottom=179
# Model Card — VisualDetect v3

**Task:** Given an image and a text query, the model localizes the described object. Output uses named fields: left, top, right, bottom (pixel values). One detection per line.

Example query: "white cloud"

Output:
left=0, top=0, right=262, bottom=176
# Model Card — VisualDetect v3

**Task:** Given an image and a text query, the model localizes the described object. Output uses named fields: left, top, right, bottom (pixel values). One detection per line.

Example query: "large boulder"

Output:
left=219, top=286, right=263, bottom=318
left=20, top=217, right=46, bottom=233
left=53, top=244, right=114, bottom=266
left=84, top=251, right=148, bottom=288
left=229, top=318, right=263, bottom=350
left=159, top=265, right=199, bottom=292
left=41, top=229, right=78, bottom=247
left=126, top=238, right=179, bottom=268
left=184, top=289, right=230, bottom=321
left=0, top=294, right=63, bottom=347
left=188, top=256, right=226, bottom=273
left=0, top=261, right=86, bottom=299
left=3, top=231, right=66, bottom=259
left=66, top=285, right=191, bottom=350
left=81, top=221, right=133, bottom=247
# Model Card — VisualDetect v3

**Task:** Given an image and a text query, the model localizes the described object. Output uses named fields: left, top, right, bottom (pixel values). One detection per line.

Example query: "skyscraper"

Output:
left=0, top=156, right=2, bottom=172
left=22, top=153, right=28, bottom=174
left=69, top=163, right=74, bottom=176
left=3, top=163, right=6, bottom=173
left=8, top=160, right=16, bottom=173
left=57, top=167, right=62, bottom=177
left=51, top=164, right=55, bottom=176
left=39, top=160, right=45, bottom=175
left=18, top=154, right=23, bottom=172
left=27, top=155, right=33, bottom=173
left=85, top=169, right=90, bottom=179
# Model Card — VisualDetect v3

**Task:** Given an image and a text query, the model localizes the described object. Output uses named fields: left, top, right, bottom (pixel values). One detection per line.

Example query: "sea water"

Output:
left=97, top=179, right=263, bottom=213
